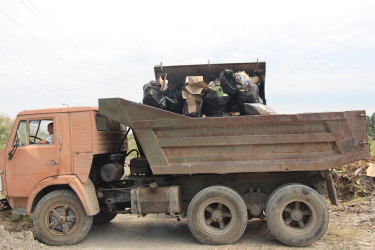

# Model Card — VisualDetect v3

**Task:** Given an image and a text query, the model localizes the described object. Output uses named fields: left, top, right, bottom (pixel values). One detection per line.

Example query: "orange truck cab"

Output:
left=0, top=107, right=127, bottom=245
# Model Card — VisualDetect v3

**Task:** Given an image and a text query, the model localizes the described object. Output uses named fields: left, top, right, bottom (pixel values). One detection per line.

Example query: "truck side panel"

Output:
left=71, top=111, right=94, bottom=184
left=99, top=98, right=370, bottom=175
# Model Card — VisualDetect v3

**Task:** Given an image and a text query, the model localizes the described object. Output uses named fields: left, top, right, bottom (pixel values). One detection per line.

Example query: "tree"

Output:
left=0, top=113, right=14, bottom=149
left=367, top=113, right=375, bottom=137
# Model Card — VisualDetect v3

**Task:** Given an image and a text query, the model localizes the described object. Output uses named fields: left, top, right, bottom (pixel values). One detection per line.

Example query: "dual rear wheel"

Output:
left=187, top=184, right=329, bottom=247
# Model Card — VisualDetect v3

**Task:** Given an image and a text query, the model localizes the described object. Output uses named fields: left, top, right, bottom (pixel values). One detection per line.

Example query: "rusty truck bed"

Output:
left=99, top=98, right=370, bottom=175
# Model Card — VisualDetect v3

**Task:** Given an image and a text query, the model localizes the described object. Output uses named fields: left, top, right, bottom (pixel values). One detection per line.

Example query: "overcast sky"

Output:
left=0, top=0, right=374, bottom=119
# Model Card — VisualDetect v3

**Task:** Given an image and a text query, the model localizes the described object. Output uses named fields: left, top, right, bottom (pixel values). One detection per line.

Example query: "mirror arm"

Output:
left=8, top=144, right=18, bottom=160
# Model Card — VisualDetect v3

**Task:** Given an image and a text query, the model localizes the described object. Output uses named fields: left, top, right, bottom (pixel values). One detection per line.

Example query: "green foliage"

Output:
left=11, top=214, right=33, bottom=222
left=0, top=113, right=14, bottom=150
left=369, top=136, right=375, bottom=155
left=367, top=113, right=375, bottom=137
left=127, top=132, right=138, bottom=158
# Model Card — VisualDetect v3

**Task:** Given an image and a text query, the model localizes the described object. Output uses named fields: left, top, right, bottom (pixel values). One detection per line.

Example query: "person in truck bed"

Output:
left=38, top=122, right=53, bottom=144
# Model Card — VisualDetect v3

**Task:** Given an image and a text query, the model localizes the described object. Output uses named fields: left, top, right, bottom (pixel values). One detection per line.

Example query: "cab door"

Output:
left=5, top=116, right=59, bottom=198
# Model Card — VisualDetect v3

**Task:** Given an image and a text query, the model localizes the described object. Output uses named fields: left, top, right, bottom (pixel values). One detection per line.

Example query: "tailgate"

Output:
left=154, top=61, right=267, bottom=104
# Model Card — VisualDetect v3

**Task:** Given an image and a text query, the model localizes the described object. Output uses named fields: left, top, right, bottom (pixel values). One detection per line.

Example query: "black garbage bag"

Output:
left=202, top=88, right=231, bottom=117
left=164, top=85, right=184, bottom=114
left=142, top=81, right=167, bottom=110
left=219, top=69, right=245, bottom=95
left=235, top=83, right=262, bottom=115
left=182, top=100, right=201, bottom=118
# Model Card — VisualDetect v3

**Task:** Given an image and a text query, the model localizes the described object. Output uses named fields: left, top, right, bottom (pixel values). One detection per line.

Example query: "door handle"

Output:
left=47, top=161, right=58, bottom=165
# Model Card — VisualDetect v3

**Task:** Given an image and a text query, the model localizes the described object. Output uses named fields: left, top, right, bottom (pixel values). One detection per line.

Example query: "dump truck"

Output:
left=0, top=62, right=370, bottom=247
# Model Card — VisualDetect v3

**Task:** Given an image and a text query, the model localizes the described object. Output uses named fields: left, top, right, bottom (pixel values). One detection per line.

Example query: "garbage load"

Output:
left=142, top=80, right=167, bottom=110
left=202, top=83, right=231, bottom=117
left=143, top=66, right=268, bottom=117
left=182, top=76, right=208, bottom=117
left=243, top=103, right=277, bottom=115
left=143, top=75, right=184, bottom=113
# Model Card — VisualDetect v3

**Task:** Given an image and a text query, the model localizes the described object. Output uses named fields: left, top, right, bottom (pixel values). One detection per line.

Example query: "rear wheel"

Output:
left=265, top=184, right=329, bottom=247
left=33, top=190, right=93, bottom=245
left=187, top=186, right=247, bottom=245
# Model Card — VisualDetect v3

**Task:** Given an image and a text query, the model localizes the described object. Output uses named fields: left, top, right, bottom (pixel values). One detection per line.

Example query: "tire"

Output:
left=265, top=184, right=329, bottom=247
left=93, top=210, right=117, bottom=224
left=187, top=186, right=247, bottom=245
left=33, top=190, right=93, bottom=246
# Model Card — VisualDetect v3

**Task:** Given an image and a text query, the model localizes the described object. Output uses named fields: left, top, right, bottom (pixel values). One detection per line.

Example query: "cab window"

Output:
left=12, top=120, right=27, bottom=147
left=29, top=119, right=53, bottom=144
left=96, top=115, right=108, bottom=131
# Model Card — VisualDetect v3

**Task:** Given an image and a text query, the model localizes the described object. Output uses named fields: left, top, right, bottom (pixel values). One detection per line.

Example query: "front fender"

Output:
left=26, top=175, right=99, bottom=216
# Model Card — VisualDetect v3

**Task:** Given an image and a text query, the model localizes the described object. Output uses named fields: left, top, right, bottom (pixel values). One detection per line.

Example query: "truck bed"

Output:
left=99, top=98, right=370, bottom=175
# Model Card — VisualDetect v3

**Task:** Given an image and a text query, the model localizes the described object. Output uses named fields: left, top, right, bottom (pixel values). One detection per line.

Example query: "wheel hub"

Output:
left=291, top=209, right=303, bottom=221
left=212, top=210, right=223, bottom=222
left=58, top=216, right=65, bottom=222
left=46, top=203, right=78, bottom=236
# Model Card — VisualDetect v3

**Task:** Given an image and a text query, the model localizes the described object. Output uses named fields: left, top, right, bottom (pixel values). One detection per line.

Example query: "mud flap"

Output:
left=322, top=170, right=339, bottom=206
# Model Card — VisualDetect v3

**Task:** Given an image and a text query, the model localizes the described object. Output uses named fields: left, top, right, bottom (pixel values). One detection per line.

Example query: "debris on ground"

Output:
left=0, top=223, right=45, bottom=249
left=332, top=155, right=375, bottom=200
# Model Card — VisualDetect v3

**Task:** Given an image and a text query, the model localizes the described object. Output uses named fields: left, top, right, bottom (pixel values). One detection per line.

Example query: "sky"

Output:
left=0, top=0, right=374, bottom=119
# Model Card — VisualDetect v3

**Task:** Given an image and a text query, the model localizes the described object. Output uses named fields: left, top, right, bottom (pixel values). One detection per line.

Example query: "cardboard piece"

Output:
left=251, top=76, right=260, bottom=85
left=367, top=163, right=375, bottom=177
left=182, top=76, right=208, bottom=114
left=157, top=74, right=168, bottom=91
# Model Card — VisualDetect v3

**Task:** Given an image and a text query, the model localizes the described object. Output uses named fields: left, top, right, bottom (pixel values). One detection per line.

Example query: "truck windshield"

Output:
left=12, top=120, right=27, bottom=147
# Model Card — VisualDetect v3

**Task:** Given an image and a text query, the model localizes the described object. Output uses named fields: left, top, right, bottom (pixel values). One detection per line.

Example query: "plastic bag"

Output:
left=202, top=88, right=231, bottom=117
left=164, top=84, right=184, bottom=114
left=243, top=103, right=277, bottom=115
left=234, top=71, right=251, bottom=85
left=235, top=83, right=262, bottom=115
left=219, top=69, right=245, bottom=95
left=142, top=81, right=167, bottom=110
left=182, top=100, right=201, bottom=117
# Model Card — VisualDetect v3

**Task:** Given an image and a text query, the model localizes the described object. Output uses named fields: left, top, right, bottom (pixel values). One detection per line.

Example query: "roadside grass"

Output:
left=10, top=214, right=33, bottom=222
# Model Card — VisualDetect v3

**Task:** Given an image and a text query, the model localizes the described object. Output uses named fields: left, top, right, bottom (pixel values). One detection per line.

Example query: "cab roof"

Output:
left=18, top=106, right=98, bottom=116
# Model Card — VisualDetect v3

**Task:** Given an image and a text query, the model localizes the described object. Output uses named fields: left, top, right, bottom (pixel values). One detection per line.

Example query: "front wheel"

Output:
left=33, top=190, right=93, bottom=245
left=187, top=186, right=247, bottom=245
left=265, top=184, right=329, bottom=247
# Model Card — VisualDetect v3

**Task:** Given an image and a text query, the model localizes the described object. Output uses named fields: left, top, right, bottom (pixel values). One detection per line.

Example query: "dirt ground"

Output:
left=1, top=196, right=374, bottom=249
left=0, top=158, right=374, bottom=249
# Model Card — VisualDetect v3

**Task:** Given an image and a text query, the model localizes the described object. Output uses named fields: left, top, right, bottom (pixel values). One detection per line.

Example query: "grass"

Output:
left=10, top=214, right=33, bottom=222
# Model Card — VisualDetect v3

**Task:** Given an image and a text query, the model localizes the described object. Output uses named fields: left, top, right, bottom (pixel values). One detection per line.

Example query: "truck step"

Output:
left=12, top=208, right=26, bottom=215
